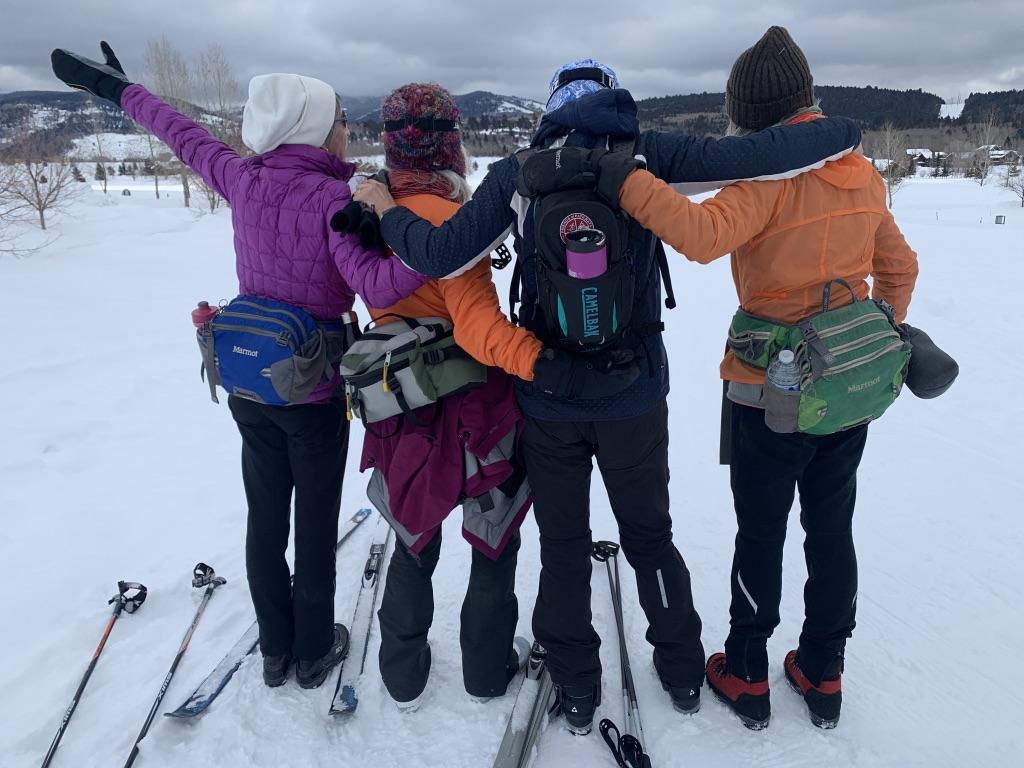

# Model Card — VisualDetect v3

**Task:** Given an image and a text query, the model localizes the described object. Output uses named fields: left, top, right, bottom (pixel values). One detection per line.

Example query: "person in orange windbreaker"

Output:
left=566, top=27, right=918, bottom=730
left=356, top=83, right=543, bottom=712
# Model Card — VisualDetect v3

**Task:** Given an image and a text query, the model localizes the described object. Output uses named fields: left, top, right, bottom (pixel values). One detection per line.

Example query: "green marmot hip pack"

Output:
left=339, top=316, right=486, bottom=427
left=727, top=279, right=912, bottom=435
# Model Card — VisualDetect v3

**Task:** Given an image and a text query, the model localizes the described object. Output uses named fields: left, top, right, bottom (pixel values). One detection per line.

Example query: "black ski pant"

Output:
left=523, top=401, right=705, bottom=690
left=229, top=395, right=348, bottom=662
left=725, top=402, right=867, bottom=686
left=377, top=527, right=521, bottom=701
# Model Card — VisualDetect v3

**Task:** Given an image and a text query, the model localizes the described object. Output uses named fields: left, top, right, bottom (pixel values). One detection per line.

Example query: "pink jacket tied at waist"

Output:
left=120, top=84, right=429, bottom=402
left=361, top=368, right=532, bottom=560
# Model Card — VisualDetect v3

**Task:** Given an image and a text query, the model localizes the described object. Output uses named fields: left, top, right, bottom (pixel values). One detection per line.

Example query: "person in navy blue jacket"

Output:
left=354, top=59, right=862, bottom=734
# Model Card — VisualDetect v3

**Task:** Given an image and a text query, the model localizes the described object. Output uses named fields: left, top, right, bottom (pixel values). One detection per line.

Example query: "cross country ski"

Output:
left=165, top=508, right=373, bottom=720
left=330, top=514, right=393, bottom=716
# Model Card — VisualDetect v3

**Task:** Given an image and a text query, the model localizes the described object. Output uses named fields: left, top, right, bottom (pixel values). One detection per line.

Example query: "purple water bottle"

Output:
left=565, top=228, right=607, bottom=279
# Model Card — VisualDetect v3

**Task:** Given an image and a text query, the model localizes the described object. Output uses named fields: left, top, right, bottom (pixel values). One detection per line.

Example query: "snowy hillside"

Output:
left=940, top=102, right=965, bottom=119
left=0, top=167, right=1022, bottom=768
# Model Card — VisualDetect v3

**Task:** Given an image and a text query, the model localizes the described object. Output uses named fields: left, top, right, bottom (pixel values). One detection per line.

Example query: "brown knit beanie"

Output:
left=726, top=26, right=814, bottom=130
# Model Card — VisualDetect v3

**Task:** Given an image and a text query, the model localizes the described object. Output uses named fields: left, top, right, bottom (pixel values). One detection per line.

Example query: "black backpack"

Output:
left=509, top=143, right=676, bottom=350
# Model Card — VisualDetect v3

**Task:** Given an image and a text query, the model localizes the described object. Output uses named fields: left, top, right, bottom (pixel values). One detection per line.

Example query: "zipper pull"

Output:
left=382, top=350, right=392, bottom=393
left=345, top=387, right=354, bottom=422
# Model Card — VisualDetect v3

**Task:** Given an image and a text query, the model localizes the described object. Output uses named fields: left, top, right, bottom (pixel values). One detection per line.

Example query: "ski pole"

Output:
left=123, top=564, right=225, bottom=768
left=41, top=581, right=147, bottom=768
left=592, top=542, right=652, bottom=768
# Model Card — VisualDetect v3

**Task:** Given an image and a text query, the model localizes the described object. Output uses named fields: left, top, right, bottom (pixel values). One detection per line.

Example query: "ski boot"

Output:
left=705, top=652, right=771, bottom=730
left=296, top=624, right=350, bottom=689
left=653, top=651, right=701, bottom=714
left=262, top=653, right=291, bottom=688
left=555, top=683, right=600, bottom=736
left=471, top=636, right=532, bottom=704
left=784, top=650, right=842, bottom=728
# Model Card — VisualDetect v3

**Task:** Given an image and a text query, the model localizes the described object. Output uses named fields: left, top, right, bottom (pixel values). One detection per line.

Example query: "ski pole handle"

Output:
left=592, top=540, right=620, bottom=562
left=111, top=581, right=148, bottom=614
left=192, top=562, right=226, bottom=589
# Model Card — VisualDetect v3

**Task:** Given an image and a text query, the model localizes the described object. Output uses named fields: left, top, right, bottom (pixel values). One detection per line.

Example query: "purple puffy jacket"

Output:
left=121, top=84, right=428, bottom=402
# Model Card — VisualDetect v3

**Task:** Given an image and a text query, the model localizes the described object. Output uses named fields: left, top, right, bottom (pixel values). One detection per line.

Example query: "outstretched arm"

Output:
left=120, top=85, right=242, bottom=203
left=618, top=169, right=780, bottom=263
left=51, top=42, right=242, bottom=202
left=364, top=157, right=519, bottom=279
left=642, top=117, right=862, bottom=188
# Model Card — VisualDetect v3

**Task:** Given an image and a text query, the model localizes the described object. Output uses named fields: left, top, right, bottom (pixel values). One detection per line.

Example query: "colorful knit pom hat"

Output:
left=381, top=83, right=465, bottom=176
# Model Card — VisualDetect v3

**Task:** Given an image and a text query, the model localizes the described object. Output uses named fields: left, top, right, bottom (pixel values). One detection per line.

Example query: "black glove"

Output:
left=532, top=348, right=640, bottom=400
left=595, top=151, right=646, bottom=207
left=516, top=147, right=645, bottom=206
left=51, top=41, right=131, bottom=106
left=330, top=202, right=383, bottom=249
left=516, top=147, right=606, bottom=197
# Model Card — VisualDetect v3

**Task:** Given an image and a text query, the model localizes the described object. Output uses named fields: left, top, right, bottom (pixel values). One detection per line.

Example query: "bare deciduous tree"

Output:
left=145, top=36, right=194, bottom=208
left=875, top=121, right=908, bottom=208
left=972, top=110, right=1001, bottom=187
left=1, top=129, right=80, bottom=232
left=193, top=44, right=241, bottom=212
left=1009, top=172, right=1024, bottom=209
left=88, top=97, right=109, bottom=194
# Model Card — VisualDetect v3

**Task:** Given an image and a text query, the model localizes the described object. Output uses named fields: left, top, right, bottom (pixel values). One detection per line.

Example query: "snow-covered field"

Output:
left=69, top=132, right=164, bottom=162
left=1, top=165, right=1022, bottom=768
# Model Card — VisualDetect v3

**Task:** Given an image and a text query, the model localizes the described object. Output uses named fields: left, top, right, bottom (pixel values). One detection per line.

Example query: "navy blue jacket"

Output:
left=379, top=89, right=862, bottom=422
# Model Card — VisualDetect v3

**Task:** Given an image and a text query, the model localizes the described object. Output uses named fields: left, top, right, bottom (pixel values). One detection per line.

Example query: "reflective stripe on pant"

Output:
left=524, top=401, right=705, bottom=690
left=725, top=401, right=866, bottom=685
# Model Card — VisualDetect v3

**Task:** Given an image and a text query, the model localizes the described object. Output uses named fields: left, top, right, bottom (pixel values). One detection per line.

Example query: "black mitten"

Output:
left=51, top=41, right=131, bottom=106
left=516, top=148, right=607, bottom=197
left=330, top=201, right=364, bottom=235
left=897, top=324, right=959, bottom=399
left=357, top=207, right=383, bottom=249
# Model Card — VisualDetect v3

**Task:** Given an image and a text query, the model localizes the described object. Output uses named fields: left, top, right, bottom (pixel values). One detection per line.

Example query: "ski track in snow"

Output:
left=1, top=168, right=1022, bottom=767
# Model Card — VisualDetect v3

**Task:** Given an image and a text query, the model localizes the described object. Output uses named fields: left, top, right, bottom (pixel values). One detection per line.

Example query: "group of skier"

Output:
left=49, top=22, right=953, bottom=750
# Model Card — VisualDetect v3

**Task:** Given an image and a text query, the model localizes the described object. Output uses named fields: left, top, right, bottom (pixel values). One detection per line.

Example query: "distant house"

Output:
left=974, top=145, right=1021, bottom=165
left=905, top=148, right=948, bottom=167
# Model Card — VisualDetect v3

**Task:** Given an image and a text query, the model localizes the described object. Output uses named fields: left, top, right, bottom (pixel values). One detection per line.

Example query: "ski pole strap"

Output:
left=592, top=540, right=620, bottom=563
left=192, top=563, right=227, bottom=589
left=111, top=581, right=148, bottom=614
left=600, top=719, right=652, bottom=768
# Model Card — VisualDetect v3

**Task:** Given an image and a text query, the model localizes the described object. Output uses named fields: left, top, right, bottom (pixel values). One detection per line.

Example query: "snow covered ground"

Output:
left=1, top=164, right=1022, bottom=768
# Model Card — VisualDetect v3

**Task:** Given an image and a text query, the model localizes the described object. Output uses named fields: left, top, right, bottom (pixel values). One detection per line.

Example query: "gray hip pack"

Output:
left=339, top=315, right=487, bottom=426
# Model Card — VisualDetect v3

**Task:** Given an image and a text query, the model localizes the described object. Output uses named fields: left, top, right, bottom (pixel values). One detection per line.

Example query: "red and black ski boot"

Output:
left=784, top=650, right=842, bottom=728
left=705, top=652, right=770, bottom=730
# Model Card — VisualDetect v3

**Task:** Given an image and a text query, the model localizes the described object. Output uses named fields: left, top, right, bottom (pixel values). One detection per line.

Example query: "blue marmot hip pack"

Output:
left=196, top=295, right=358, bottom=406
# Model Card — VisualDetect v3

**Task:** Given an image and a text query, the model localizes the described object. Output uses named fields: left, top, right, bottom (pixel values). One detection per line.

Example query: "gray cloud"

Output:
left=2, top=0, right=1020, bottom=104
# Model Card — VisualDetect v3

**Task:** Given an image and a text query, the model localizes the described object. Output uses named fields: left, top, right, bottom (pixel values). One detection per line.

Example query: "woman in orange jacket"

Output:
left=627, top=27, right=919, bottom=731
left=353, top=83, right=619, bottom=712
left=536, top=27, right=920, bottom=730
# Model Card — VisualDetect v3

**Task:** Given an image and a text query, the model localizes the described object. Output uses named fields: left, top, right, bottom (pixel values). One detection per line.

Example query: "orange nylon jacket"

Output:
left=368, top=193, right=543, bottom=381
left=618, top=153, right=919, bottom=384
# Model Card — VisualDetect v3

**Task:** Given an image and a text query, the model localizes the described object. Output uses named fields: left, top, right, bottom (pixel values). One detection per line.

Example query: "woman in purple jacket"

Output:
left=51, top=42, right=428, bottom=690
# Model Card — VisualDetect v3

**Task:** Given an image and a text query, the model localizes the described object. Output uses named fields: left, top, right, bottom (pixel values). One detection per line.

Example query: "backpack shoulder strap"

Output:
left=508, top=258, right=523, bottom=325
left=655, top=239, right=677, bottom=310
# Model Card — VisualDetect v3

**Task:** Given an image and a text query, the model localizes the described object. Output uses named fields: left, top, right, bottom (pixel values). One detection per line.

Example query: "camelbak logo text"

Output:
left=581, top=287, right=600, bottom=337
left=848, top=376, right=880, bottom=394
left=554, top=149, right=562, bottom=170
left=232, top=345, right=259, bottom=358
left=559, top=212, right=595, bottom=242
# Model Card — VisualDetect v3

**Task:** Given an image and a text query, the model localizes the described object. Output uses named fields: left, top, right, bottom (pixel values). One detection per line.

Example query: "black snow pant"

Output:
left=523, top=401, right=705, bottom=690
left=377, top=527, right=521, bottom=702
left=725, top=402, right=868, bottom=686
left=229, top=395, right=348, bottom=662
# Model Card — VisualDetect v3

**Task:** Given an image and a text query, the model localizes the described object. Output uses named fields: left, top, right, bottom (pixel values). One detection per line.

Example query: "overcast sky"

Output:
left=3, top=0, right=1021, bottom=104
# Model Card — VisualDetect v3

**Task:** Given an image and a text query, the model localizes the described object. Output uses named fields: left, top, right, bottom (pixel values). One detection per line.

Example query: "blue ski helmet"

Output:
left=545, top=59, right=620, bottom=114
